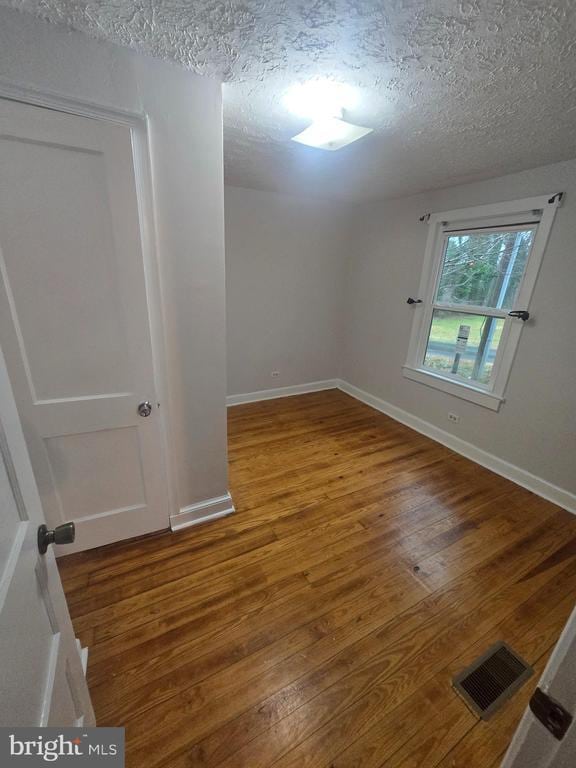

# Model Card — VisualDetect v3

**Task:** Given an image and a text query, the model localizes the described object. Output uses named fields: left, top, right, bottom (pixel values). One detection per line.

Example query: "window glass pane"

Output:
left=423, top=310, right=505, bottom=385
left=436, top=229, right=535, bottom=310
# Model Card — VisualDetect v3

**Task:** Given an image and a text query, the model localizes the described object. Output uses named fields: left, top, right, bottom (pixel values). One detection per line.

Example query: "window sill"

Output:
left=402, top=366, right=504, bottom=411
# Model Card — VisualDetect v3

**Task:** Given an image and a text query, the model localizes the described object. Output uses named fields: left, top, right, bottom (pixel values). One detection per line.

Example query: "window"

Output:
left=404, top=194, right=562, bottom=410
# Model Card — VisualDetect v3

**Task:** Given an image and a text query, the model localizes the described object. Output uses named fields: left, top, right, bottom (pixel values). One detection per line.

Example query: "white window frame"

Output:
left=403, top=193, right=562, bottom=411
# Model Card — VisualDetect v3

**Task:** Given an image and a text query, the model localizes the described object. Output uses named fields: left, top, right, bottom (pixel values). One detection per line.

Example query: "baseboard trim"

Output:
left=170, top=492, right=235, bottom=532
left=337, top=379, right=576, bottom=515
left=227, top=379, right=339, bottom=406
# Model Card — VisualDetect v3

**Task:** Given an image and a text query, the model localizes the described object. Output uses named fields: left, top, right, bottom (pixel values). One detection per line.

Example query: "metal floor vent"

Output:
left=453, top=641, right=533, bottom=720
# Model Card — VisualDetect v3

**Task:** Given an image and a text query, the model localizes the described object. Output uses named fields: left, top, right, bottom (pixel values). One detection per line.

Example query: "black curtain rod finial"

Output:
left=419, top=213, right=431, bottom=223
left=407, top=297, right=422, bottom=305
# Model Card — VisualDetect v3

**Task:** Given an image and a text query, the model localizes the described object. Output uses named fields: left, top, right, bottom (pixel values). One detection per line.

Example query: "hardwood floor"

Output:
left=58, top=389, right=576, bottom=768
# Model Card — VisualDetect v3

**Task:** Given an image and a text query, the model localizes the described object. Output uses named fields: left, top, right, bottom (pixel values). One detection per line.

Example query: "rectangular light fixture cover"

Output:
left=291, top=117, right=373, bottom=151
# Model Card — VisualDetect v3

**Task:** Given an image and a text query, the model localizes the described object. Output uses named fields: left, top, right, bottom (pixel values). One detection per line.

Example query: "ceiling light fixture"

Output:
left=285, top=79, right=372, bottom=151
left=291, top=117, right=373, bottom=151
left=284, top=79, right=356, bottom=121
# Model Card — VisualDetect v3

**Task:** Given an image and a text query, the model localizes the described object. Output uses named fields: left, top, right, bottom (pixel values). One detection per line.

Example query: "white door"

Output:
left=0, top=342, right=94, bottom=726
left=0, top=98, right=167, bottom=553
left=502, top=605, right=576, bottom=767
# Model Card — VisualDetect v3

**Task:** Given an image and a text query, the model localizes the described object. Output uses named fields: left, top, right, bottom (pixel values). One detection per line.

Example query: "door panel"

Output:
left=0, top=448, right=53, bottom=726
left=46, top=650, right=83, bottom=727
left=0, top=99, right=168, bottom=552
left=0, top=134, right=131, bottom=400
left=45, top=427, right=146, bottom=520
left=0, top=344, right=94, bottom=726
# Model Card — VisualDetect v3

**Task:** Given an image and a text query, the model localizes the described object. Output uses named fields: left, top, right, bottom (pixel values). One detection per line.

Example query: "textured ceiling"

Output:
left=4, top=0, right=576, bottom=201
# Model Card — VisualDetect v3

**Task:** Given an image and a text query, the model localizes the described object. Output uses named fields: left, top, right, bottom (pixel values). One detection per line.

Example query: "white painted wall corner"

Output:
left=170, top=492, right=235, bottom=531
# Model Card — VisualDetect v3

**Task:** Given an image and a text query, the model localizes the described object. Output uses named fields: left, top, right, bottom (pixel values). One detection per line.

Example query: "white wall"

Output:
left=343, top=159, right=576, bottom=496
left=225, top=185, right=353, bottom=395
left=0, top=7, right=228, bottom=514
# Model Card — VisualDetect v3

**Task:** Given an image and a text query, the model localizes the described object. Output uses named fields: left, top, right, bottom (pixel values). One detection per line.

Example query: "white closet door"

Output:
left=0, top=98, right=168, bottom=553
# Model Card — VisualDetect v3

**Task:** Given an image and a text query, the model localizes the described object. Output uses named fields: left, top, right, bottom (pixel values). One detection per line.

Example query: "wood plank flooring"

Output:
left=58, top=389, right=576, bottom=768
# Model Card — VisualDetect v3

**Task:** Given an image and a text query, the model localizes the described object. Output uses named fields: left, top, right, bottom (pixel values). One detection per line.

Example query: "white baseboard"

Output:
left=170, top=492, right=235, bottom=532
left=227, top=379, right=339, bottom=406
left=337, top=379, right=576, bottom=516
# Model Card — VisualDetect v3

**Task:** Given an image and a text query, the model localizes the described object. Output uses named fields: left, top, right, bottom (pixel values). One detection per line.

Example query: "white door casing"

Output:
left=0, top=98, right=168, bottom=553
left=502, top=605, right=576, bottom=768
left=0, top=342, right=94, bottom=726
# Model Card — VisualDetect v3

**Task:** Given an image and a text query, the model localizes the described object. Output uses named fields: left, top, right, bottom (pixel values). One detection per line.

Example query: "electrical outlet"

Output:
left=448, top=412, right=460, bottom=423
left=271, top=371, right=280, bottom=378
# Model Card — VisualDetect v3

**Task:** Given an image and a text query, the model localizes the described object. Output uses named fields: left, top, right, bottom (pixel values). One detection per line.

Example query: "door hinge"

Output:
left=529, top=687, right=573, bottom=740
